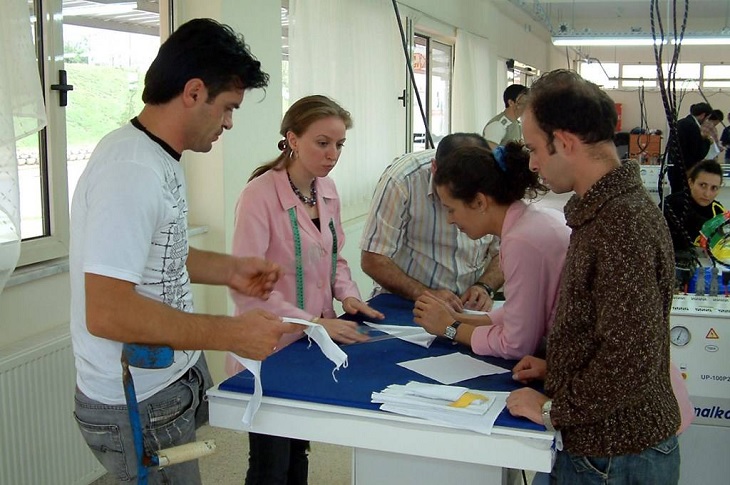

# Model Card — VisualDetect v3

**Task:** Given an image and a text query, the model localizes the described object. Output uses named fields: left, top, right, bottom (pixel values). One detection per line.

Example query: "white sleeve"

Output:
left=482, top=119, right=506, bottom=145
left=82, top=161, right=164, bottom=284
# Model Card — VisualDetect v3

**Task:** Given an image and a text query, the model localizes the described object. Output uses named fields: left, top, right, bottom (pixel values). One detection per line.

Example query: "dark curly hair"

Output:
left=434, top=141, right=547, bottom=205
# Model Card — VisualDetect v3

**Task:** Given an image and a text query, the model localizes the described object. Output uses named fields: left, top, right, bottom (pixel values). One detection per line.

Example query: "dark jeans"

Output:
left=74, top=355, right=212, bottom=484
left=245, top=433, right=309, bottom=485
left=552, top=435, right=680, bottom=485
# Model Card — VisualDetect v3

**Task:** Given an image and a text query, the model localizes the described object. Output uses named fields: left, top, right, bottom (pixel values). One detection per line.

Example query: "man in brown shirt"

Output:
left=506, top=69, right=680, bottom=484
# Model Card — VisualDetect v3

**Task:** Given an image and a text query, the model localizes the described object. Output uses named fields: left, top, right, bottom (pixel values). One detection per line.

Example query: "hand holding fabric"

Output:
left=318, top=318, right=370, bottom=345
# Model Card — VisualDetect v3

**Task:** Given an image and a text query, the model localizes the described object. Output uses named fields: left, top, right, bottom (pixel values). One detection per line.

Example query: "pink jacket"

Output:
left=472, top=201, right=570, bottom=359
left=226, top=168, right=361, bottom=376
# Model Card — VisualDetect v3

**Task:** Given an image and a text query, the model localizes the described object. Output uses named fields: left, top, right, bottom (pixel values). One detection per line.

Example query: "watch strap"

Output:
left=444, top=320, right=462, bottom=340
left=473, top=282, right=495, bottom=299
left=542, top=399, right=555, bottom=432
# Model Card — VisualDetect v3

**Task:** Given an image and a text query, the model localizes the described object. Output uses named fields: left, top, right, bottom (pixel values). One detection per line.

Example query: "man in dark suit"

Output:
left=668, top=102, right=713, bottom=193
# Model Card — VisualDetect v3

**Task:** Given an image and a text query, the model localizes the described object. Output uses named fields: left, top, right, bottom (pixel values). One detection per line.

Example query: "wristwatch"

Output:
left=444, top=321, right=462, bottom=340
left=542, top=399, right=556, bottom=432
left=473, top=282, right=496, bottom=299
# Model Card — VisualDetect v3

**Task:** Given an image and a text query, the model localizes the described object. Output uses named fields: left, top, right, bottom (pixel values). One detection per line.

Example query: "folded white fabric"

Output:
left=371, top=381, right=494, bottom=415
left=403, top=381, right=468, bottom=401
left=231, top=317, right=347, bottom=427
left=380, top=393, right=507, bottom=435
left=372, top=381, right=504, bottom=434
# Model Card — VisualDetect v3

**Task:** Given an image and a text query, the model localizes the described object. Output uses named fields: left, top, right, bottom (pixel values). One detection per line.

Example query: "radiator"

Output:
left=0, top=326, right=105, bottom=485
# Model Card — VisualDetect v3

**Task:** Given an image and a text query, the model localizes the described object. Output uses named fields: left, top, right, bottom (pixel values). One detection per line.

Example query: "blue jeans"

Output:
left=74, top=355, right=213, bottom=484
left=552, top=435, right=680, bottom=485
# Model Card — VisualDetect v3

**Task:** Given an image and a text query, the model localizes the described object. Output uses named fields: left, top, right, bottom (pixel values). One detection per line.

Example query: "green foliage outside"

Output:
left=17, top=62, right=145, bottom=150
left=65, top=63, right=145, bottom=147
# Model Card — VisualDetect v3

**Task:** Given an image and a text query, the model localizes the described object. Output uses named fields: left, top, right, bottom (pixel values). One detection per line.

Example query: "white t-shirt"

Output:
left=70, top=122, right=200, bottom=404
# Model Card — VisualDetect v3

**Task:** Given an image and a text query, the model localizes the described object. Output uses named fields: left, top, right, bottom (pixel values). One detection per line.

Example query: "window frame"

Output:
left=19, top=0, right=70, bottom=267
left=18, top=0, right=169, bottom=268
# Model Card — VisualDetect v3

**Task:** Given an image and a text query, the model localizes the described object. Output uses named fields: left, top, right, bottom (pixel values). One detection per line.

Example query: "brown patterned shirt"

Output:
left=546, top=161, right=680, bottom=456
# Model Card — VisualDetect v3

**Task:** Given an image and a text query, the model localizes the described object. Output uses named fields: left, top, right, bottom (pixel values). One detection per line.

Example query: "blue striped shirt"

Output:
left=360, top=149, right=498, bottom=295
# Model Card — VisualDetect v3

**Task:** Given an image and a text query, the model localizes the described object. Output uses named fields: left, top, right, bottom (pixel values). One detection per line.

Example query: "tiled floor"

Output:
left=90, top=424, right=352, bottom=484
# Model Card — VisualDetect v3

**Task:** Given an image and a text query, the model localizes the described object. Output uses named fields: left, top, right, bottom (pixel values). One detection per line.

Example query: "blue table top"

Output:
left=219, top=293, right=545, bottom=432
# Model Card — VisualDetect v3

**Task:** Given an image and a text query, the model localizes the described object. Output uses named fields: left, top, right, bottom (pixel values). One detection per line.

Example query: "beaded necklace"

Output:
left=287, top=171, right=317, bottom=206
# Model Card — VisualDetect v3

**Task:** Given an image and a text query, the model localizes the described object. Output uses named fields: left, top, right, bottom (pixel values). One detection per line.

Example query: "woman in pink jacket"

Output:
left=413, top=142, right=570, bottom=359
left=227, top=95, right=382, bottom=485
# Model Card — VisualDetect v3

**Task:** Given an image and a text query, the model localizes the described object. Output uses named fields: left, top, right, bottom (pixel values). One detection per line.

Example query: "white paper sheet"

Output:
left=397, top=352, right=510, bottom=384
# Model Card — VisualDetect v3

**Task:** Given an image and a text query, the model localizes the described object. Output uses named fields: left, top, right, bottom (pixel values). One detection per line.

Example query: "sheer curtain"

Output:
left=452, top=28, right=495, bottom=135
left=0, top=0, right=47, bottom=293
left=288, top=0, right=404, bottom=215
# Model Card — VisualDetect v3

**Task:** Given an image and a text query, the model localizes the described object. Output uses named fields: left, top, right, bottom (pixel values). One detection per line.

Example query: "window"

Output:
left=18, top=0, right=164, bottom=266
left=508, top=59, right=539, bottom=87
left=622, top=64, right=660, bottom=88
left=580, top=61, right=619, bottom=89
left=410, top=34, right=453, bottom=152
left=703, top=65, right=730, bottom=88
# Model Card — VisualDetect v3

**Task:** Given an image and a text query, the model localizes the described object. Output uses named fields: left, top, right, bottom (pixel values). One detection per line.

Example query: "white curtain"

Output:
left=288, top=0, right=404, bottom=214
left=0, top=0, right=47, bottom=293
left=452, top=28, right=495, bottom=134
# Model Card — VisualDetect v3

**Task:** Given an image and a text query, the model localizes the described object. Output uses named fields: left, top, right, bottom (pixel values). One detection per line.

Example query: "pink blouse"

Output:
left=225, top=168, right=361, bottom=375
left=471, top=201, right=570, bottom=359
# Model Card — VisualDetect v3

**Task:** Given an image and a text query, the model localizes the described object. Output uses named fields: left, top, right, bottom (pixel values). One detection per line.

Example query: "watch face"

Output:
left=444, top=325, right=457, bottom=340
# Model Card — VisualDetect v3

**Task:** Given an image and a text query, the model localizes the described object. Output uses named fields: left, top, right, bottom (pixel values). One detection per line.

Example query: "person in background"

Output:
left=663, top=159, right=725, bottom=255
left=482, top=84, right=529, bottom=150
left=506, top=69, right=681, bottom=484
left=721, top=111, right=730, bottom=163
left=669, top=102, right=714, bottom=193
left=228, top=95, right=384, bottom=485
left=412, top=142, right=570, bottom=359
left=701, top=109, right=725, bottom=160
left=360, top=133, right=504, bottom=312
left=70, top=19, right=300, bottom=484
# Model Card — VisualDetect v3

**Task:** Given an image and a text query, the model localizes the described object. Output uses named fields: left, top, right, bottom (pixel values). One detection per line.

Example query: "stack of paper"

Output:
left=371, top=381, right=506, bottom=434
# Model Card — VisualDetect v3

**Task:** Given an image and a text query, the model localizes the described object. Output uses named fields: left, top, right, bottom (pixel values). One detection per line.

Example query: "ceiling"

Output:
left=60, top=0, right=160, bottom=36
left=506, top=0, right=730, bottom=38
left=55, top=1, right=730, bottom=42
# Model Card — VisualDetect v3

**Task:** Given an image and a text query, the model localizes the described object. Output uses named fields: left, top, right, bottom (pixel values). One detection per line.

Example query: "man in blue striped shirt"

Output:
left=360, top=133, right=503, bottom=311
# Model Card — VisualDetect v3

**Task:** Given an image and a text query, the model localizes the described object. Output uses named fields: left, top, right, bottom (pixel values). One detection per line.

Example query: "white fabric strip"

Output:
left=231, top=317, right=348, bottom=427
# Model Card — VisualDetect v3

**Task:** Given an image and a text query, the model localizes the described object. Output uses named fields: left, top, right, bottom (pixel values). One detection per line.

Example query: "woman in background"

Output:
left=228, top=95, right=383, bottom=485
left=663, top=159, right=725, bottom=257
left=413, top=142, right=571, bottom=359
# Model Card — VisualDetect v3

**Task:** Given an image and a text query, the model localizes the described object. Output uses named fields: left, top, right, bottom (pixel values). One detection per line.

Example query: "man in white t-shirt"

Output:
left=482, top=84, right=529, bottom=150
left=70, top=19, right=298, bottom=484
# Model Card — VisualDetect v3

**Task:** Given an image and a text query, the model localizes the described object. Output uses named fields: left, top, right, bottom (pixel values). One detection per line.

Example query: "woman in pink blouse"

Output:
left=413, top=142, right=570, bottom=360
left=228, top=95, right=383, bottom=485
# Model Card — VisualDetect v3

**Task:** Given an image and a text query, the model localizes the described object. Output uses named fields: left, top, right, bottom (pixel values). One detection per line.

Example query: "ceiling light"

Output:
left=671, top=36, right=730, bottom=45
left=553, top=32, right=730, bottom=47
left=552, top=36, right=665, bottom=47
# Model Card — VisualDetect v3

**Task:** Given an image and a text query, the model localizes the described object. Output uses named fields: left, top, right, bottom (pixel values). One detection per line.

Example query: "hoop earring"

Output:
left=289, top=150, right=297, bottom=159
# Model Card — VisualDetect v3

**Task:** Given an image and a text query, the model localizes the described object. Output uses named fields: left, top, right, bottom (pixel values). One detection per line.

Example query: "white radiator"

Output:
left=0, top=326, right=105, bottom=485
